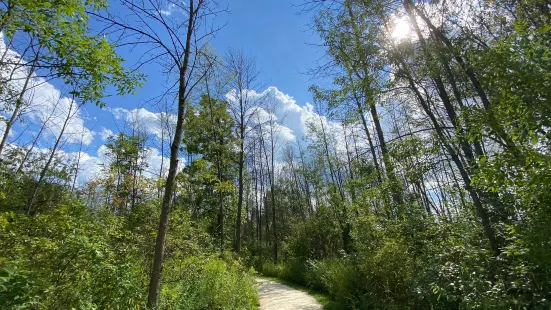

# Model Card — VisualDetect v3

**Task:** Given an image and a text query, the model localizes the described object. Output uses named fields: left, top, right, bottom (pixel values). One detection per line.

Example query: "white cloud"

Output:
left=56, top=143, right=187, bottom=184
left=0, top=34, right=95, bottom=146
left=71, top=149, right=105, bottom=184
left=273, top=122, right=296, bottom=142
left=110, top=107, right=176, bottom=141
left=231, top=86, right=314, bottom=141
left=252, top=87, right=376, bottom=158
left=160, top=3, right=177, bottom=16
left=30, top=87, right=95, bottom=145
left=0, top=120, right=7, bottom=138
left=224, top=86, right=364, bottom=155
left=144, top=147, right=171, bottom=178
left=100, top=128, right=114, bottom=141
left=73, top=145, right=184, bottom=184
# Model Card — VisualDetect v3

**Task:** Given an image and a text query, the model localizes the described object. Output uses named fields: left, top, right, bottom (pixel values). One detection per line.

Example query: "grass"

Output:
left=258, top=275, right=345, bottom=310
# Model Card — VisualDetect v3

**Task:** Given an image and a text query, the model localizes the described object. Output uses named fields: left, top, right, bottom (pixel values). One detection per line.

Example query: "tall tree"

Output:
left=184, top=94, right=237, bottom=250
left=93, top=0, right=223, bottom=306
left=224, top=49, right=263, bottom=252
left=0, top=0, right=137, bottom=156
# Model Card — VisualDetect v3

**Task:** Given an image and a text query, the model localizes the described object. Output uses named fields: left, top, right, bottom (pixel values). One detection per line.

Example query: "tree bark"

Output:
left=235, top=128, right=245, bottom=252
left=146, top=1, right=196, bottom=307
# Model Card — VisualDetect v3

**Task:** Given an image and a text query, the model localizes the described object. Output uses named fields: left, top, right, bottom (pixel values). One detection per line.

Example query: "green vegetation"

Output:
left=0, top=190, right=257, bottom=309
left=2, top=0, right=551, bottom=309
left=250, top=1, right=551, bottom=309
left=0, top=1, right=258, bottom=307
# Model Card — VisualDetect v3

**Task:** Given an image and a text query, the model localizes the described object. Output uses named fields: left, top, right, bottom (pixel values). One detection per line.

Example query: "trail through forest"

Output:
left=2, top=0, right=550, bottom=309
left=256, top=278, right=323, bottom=310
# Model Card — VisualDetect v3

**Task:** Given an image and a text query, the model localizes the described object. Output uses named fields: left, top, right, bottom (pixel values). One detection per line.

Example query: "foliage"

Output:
left=3, top=0, right=551, bottom=309
left=0, top=0, right=142, bottom=105
left=0, top=203, right=146, bottom=309
left=159, top=255, right=258, bottom=310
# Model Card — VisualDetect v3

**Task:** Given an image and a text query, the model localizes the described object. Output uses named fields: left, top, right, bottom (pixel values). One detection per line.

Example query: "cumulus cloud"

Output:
left=232, top=87, right=313, bottom=141
left=0, top=121, right=7, bottom=138
left=273, top=122, right=296, bottom=142
left=0, top=34, right=95, bottom=145
left=100, top=128, right=114, bottom=141
left=224, top=86, right=367, bottom=156
left=110, top=107, right=176, bottom=141
left=75, top=145, right=183, bottom=182
left=70, top=148, right=106, bottom=184
left=60, top=144, right=185, bottom=184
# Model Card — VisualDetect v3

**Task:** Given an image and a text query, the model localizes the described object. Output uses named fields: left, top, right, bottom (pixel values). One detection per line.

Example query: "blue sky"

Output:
left=100, top=0, right=324, bottom=105
left=1, top=0, right=347, bottom=182
left=210, top=0, right=323, bottom=105
left=82, top=0, right=327, bottom=152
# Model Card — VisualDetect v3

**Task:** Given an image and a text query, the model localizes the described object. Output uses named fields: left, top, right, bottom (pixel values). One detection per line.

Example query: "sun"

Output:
left=390, top=17, right=412, bottom=41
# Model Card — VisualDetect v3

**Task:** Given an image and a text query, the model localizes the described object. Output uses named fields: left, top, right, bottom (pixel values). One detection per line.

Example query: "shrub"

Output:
left=160, top=256, right=258, bottom=310
left=0, top=204, right=146, bottom=309
left=1, top=202, right=258, bottom=310
left=279, top=259, right=307, bottom=284
left=305, top=258, right=357, bottom=303
left=260, top=261, right=283, bottom=278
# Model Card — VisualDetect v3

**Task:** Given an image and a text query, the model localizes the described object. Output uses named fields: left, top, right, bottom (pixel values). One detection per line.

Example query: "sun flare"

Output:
left=391, top=18, right=412, bottom=40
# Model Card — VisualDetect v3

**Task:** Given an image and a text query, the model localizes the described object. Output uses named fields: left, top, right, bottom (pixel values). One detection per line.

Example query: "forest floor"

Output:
left=256, top=278, right=324, bottom=310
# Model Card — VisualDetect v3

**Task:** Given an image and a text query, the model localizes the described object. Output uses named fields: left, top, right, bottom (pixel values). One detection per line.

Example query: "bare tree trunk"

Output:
left=258, top=118, right=278, bottom=263
left=345, top=1, right=402, bottom=206
left=235, top=129, right=245, bottom=252
left=259, top=146, right=266, bottom=244
left=253, top=140, right=260, bottom=241
left=16, top=98, right=59, bottom=174
left=225, top=49, right=262, bottom=252
left=0, top=57, right=37, bottom=156
left=147, top=1, right=196, bottom=306
left=71, top=126, right=86, bottom=192
left=269, top=125, right=277, bottom=263
left=27, top=98, right=77, bottom=214
left=396, top=53, right=500, bottom=255
left=297, top=142, right=314, bottom=215
left=342, top=122, right=357, bottom=203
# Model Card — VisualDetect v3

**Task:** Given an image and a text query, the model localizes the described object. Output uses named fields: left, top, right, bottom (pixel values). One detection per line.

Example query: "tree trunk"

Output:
left=396, top=54, right=501, bottom=255
left=235, top=132, right=245, bottom=252
left=0, top=59, right=37, bottom=156
left=27, top=99, right=76, bottom=214
left=270, top=125, right=277, bottom=264
left=146, top=1, right=196, bottom=307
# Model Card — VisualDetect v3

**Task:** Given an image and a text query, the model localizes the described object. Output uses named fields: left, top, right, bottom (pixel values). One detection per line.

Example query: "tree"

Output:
left=92, top=0, right=223, bottom=306
left=224, top=49, right=264, bottom=252
left=183, top=94, right=237, bottom=250
left=0, top=0, right=138, bottom=155
left=102, top=132, right=148, bottom=213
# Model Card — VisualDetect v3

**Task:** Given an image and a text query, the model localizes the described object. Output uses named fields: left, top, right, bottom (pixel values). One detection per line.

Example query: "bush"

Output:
left=0, top=203, right=258, bottom=310
left=305, top=258, right=357, bottom=303
left=260, top=261, right=283, bottom=279
left=160, top=255, right=258, bottom=310
left=0, top=204, right=146, bottom=309
left=0, top=267, right=38, bottom=309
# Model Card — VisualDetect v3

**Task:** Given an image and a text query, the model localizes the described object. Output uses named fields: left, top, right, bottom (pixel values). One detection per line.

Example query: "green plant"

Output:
left=160, top=256, right=258, bottom=310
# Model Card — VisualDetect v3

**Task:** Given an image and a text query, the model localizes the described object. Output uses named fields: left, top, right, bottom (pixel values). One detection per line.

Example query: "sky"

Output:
left=1, top=0, right=344, bottom=183
left=210, top=0, right=324, bottom=104
left=84, top=0, right=327, bottom=153
left=87, top=0, right=324, bottom=152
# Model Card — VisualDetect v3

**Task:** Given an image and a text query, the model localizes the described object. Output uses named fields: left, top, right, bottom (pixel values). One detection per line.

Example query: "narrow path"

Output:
left=256, top=278, right=324, bottom=310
